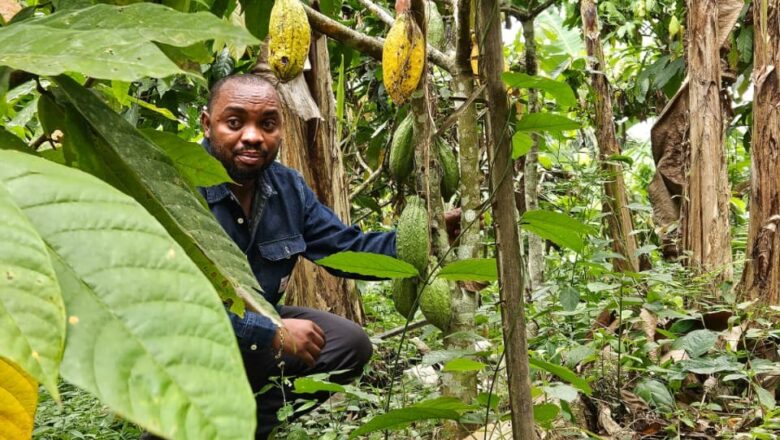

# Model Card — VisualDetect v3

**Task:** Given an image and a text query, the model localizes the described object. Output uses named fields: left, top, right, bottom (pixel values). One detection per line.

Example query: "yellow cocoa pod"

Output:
left=382, top=12, right=425, bottom=105
left=268, top=0, right=311, bottom=82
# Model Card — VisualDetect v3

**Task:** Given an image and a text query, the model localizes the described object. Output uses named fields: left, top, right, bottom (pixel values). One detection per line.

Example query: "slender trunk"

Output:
left=682, top=0, right=732, bottom=282
left=521, top=18, right=545, bottom=290
left=477, top=1, right=536, bottom=438
left=580, top=0, right=640, bottom=273
left=440, top=0, right=480, bottom=425
left=738, top=0, right=780, bottom=303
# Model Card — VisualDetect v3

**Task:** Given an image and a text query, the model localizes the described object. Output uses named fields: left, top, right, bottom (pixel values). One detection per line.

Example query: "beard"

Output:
left=210, top=139, right=280, bottom=182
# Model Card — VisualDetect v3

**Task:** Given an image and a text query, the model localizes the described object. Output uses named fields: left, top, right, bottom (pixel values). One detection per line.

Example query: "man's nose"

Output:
left=241, top=125, right=263, bottom=146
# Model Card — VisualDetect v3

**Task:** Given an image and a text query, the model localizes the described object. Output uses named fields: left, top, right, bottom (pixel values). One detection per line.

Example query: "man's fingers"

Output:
left=310, top=328, right=325, bottom=349
left=311, top=323, right=325, bottom=345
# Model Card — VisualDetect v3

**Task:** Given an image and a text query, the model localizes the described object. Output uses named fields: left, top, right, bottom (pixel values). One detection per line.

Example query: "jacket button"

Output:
left=237, top=218, right=245, bottom=225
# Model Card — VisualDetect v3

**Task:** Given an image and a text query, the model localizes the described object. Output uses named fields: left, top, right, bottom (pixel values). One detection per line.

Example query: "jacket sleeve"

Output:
left=299, top=180, right=397, bottom=278
left=227, top=307, right=278, bottom=350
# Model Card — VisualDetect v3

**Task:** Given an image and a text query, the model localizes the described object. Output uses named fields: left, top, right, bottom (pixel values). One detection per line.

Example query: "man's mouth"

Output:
left=235, top=149, right=263, bottom=166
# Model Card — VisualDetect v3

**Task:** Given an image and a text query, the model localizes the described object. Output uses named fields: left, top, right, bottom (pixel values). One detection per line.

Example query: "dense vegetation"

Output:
left=2, top=0, right=779, bottom=438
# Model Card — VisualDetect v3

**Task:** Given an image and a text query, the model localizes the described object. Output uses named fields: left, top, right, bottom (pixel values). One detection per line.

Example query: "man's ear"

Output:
left=200, top=110, right=211, bottom=139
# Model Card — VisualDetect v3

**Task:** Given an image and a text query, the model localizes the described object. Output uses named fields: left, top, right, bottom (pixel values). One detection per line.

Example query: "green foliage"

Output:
left=316, top=251, right=419, bottom=278
left=502, top=72, right=577, bottom=107
left=520, top=210, right=595, bottom=253
left=140, top=128, right=233, bottom=188
left=0, top=180, right=65, bottom=400
left=53, top=75, right=277, bottom=319
left=0, top=150, right=256, bottom=439
left=437, top=258, right=498, bottom=282
left=0, top=3, right=258, bottom=81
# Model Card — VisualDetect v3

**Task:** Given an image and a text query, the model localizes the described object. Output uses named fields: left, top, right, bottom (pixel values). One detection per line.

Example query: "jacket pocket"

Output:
left=257, top=234, right=306, bottom=261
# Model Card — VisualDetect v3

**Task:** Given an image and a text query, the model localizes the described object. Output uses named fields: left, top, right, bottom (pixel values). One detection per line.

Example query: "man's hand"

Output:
left=272, top=319, right=325, bottom=368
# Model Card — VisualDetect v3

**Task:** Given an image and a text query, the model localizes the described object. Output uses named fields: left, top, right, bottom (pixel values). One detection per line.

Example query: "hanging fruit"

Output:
left=268, top=0, right=311, bottom=82
left=382, top=0, right=425, bottom=104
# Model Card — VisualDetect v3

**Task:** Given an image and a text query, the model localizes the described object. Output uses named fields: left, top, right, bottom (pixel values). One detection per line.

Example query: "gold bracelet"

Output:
left=275, top=327, right=285, bottom=361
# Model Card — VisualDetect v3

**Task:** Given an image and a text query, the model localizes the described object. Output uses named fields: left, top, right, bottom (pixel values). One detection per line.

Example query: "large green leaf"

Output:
left=240, top=0, right=275, bottom=40
left=672, top=329, right=718, bottom=358
left=437, top=258, right=497, bottom=281
left=316, top=251, right=419, bottom=279
left=502, top=72, right=577, bottom=107
left=0, top=3, right=258, bottom=81
left=53, top=75, right=279, bottom=322
left=0, top=181, right=65, bottom=400
left=520, top=210, right=595, bottom=253
left=529, top=357, right=592, bottom=395
left=516, top=113, right=580, bottom=133
left=349, top=398, right=469, bottom=438
left=140, top=129, right=233, bottom=188
left=634, top=379, right=675, bottom=412
left=0, top=150, right=256, bottom=439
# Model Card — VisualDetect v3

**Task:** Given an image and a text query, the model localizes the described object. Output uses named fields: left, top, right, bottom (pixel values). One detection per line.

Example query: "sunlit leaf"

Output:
left=316, top=251, right=419, bottom=279
left=0, top=3, right=258, bottom=80
left=529, top=357, right=592, bottom=395
left=502, top=72, right=577, bottom=107
left=442, top=358, right=486, bottom=372
left=54, top=75, right=278, bottom=320
left=0, top=150, right=257, bottom=439
left=437, top=258, right=497, bottom=282
left=516, top=113, right=580, bottom=133
left=0, top=181, right=65, bottom=399
left=672, top=329, right=718, bottom=358
left=520, top=210, right=595, bottom=253
left=141, top=129, right=233, bottom=188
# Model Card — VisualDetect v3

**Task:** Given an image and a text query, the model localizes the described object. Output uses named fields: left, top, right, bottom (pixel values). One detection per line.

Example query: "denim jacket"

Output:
left=199, top=160, right=396, bottom=350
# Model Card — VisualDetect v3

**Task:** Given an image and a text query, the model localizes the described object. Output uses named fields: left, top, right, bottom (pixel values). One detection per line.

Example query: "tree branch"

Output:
left=304, top=5, right=455, bottom=72
left=501, top=0, right=556, bottom=21
left=357, top=0, right=394, bottom=26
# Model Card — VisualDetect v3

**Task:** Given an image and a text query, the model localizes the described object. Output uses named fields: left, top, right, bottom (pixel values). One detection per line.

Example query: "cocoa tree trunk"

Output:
left=681, top=0, right=733, bottom=282
left=580, top=0, right=640, bottom=273
left=477, top=0, right=536, bottom=437
left=738, top=0, right=780, bottom=303
left=440, top=0, right=480, bottom=426
left=521, top=18, right=545, bottom=289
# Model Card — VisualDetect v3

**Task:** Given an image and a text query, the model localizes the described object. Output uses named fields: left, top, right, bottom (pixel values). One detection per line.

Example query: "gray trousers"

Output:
left=242, top=306, right=373, bottom=440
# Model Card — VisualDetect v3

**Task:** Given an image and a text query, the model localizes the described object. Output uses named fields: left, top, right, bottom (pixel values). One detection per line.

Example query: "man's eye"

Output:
left=262, top=120, right=277, bottom=130
left=227, top=119, right=242, bottom=129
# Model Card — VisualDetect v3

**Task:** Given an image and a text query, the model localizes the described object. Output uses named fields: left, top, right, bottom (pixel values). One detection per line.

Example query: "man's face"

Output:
left=201, top=81, right=282, bottom=182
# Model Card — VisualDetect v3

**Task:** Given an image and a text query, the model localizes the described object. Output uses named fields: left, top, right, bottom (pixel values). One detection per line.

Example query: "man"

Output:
left=199, top=73, right=396, bottom=439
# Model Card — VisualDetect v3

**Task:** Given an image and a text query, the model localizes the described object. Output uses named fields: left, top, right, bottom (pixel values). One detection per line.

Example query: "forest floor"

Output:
left=33, top=278, right=780, bottom=439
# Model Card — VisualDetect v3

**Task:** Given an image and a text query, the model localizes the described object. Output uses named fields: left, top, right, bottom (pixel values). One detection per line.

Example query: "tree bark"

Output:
left=521, top=18, right=545, bottom=290
left=255, top=11, right=364, bottom=323
left=440, top=0, right=480, bottom=425
left=738, top=0, right=780, bottom=303
left=477, top=0, right=536, bottom=438
left=682, top=0, right=732, bottom=282
left=580, top=0, right=640, bottom=273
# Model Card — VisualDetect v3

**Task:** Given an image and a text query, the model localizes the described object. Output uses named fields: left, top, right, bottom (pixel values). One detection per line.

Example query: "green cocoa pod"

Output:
left=426, top=1, right=445, bottom=51
left=396, top=195, right=430, bottom=274
left=419, top=277, right=452, bottom=332
left=436, top=139, right=459, bottom=200
left=389, top=114, right=415, bottom=183
left=392, top=278, right=419, bottom=318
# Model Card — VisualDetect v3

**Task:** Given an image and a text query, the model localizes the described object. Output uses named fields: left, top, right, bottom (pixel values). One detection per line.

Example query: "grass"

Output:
left=34, top=382, right=143, bottom=440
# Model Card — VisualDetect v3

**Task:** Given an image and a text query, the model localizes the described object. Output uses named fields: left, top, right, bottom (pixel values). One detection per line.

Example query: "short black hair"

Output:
left=206, top=74, right=277, bottom=112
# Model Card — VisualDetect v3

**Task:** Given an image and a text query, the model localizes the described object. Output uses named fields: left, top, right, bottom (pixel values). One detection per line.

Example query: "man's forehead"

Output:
left=212, top=80, right=280, bottom=109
